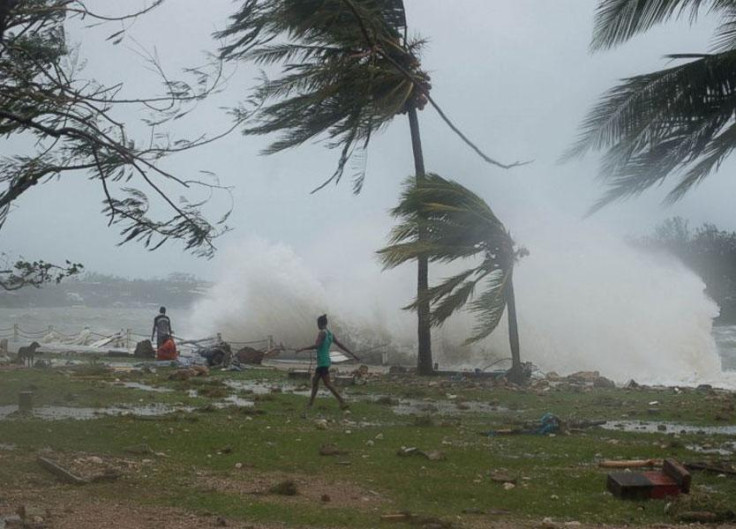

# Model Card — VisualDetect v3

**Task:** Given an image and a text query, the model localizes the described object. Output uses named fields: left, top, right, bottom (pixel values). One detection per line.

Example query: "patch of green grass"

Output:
left=2, top=367, right=736, bottom=527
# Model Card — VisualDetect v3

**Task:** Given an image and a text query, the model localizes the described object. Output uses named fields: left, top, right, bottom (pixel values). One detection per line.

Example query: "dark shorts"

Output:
left=315, top=366, right=330, bottom=376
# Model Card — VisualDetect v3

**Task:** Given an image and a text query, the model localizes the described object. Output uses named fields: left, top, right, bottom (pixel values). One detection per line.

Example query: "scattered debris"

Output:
left=380, top=512, right=454, bottom=528
left=607, top=458, right=690, bottom=500
left=133, top=340, right=155, bottom=359
left=484, top=412, right=561, bottom=436
left=685, top=461, right=736, bottom=477
left=396, top=447, right=446, bottom=461
left=37, top=456, right=87, bottom=485
left=599, top=459, right=662, bottom=469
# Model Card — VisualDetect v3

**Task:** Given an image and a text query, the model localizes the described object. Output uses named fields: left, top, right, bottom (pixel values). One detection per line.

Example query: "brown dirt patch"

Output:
left=1, top=489, right=275, bottom=529
left=198, top=469, right=390, bottom=510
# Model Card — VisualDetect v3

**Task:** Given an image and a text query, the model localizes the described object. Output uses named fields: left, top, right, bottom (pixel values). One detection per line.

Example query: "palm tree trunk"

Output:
left=505, top=272, right=524, bottom=384
left=407, top=105, right=433, bottom=375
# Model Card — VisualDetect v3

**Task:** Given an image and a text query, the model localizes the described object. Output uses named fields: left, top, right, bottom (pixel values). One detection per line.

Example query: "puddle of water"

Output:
left=219, top=395, right=255, bottom=407
left=686, top=442, right=736, bottom=456
left=0, top=403, right=192, bottom=421
left=223, top=380, right=287, bottom=395
left=600, top=420, right=736, bottom=435
left=118, top=382, right=173, bottom=393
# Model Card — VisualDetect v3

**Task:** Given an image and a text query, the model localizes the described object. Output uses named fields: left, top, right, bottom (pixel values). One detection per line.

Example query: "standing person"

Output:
left=152, top=306, right=173, bottom=348
left=296, top=314, right=360, bottom=410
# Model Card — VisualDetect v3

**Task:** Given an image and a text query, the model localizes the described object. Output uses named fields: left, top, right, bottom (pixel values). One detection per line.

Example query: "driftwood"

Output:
left=685, top=462, right=736, bottom=476
left=598, top=459, right=662, bottom=469
left=37, top=456, right=87, bottom=485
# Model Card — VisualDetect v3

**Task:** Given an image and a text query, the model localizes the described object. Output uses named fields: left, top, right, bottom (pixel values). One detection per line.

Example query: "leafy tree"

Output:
left=217, top=0, right=522, bottom=374
left=0, top=253, right=82, bottom=290
left=1, top=0, right=235, bottom=286
left=378, top=174, right=528, bottom=382
left=567, top=0, right=736, bottom=210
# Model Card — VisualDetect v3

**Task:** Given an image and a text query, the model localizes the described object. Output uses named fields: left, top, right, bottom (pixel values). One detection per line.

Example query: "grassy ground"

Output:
left=1, top=359, right=735, bottom=528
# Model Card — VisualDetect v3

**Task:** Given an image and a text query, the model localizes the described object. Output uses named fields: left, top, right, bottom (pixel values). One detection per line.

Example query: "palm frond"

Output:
left=712, top=6, right=736, bottom=51
left=565, top=51, right=736, bottom=210
left=590, top=0, right=731, bottom=51
left=465, top=270, right=513, bottom=344
left=217, top=0, right=426, bottom=192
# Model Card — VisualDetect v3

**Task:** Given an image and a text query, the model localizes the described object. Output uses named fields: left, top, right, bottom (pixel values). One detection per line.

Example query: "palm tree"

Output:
left=217, top=1, right=522, bottom=375
left=378, top=173, right=528, bottom=383
left=567, top=0, right=736, bottom=210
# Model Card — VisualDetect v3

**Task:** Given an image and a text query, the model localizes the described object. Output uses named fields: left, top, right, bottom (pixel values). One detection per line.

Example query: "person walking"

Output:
left=151, top=306, right=173, bottom=348
left=296, top=314, right=360, bottom=410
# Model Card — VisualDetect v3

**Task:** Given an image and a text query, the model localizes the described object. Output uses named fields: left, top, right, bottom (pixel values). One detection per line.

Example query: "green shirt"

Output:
left=316, top=329, right=333, bottom=368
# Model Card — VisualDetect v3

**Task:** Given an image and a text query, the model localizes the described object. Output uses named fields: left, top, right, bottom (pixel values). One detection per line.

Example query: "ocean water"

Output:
left=0, top=306, right=190, bottom=344
left=1, top=306, right=735, bottom=381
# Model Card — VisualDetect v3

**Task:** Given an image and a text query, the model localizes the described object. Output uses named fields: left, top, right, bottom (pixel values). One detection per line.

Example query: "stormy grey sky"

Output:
left=0, top=1, right=730, bottom=280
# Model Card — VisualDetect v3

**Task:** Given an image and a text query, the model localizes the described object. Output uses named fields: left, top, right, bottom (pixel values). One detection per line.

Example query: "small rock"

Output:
left=321, top=494, right=331, bottom=502
left=269, top=479, right=298, bottom=496
left=319, top=444, right=347, bottom=456
left=314, top=419, right=328, bottom=430
left=424, top=450, right=446, bottom=461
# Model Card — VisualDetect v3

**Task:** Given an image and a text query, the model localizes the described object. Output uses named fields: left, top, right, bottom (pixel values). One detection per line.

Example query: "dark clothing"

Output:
left=315, top=366, right=330, bottom=376
left=152, top=314, right=172, bottom=347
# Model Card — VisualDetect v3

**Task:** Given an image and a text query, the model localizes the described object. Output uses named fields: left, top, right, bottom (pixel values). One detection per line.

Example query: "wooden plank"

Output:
left=663, top=459, right=691, bottom=493
left=642, top=471, right=680, bottom=499
left=607, top=472, right=652, bottom=499
left=37, top=456, right=87, bottom=485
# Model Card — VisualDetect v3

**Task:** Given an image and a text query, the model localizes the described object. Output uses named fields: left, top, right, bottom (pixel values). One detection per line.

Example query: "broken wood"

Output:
left=37, top=456, right=87, bottom=485
left=685, top=462, right=736, bottom=476
left=599, top=458, right=662, bottom=469
left=663, top=458, right=691, bottom=493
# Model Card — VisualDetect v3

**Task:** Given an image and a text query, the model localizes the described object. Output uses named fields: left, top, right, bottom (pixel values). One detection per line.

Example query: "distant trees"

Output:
left=568, top=0, right=736, bottom=210
left=637, top=217, right=736, bottom=323
left=1, top=0, right=235, bottom=288
left=0, top=270, right=210, bottom=308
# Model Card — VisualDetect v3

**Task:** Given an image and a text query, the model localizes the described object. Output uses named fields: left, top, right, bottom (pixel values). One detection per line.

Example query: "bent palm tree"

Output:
left=567, top=0, right=736, bottom=210
left=378, top=174, right=528, bottom=382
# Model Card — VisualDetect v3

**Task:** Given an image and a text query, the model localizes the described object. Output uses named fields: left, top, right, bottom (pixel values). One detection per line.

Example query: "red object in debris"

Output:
left=607, top=469, right=684, bottom=500
left=663, top=458, right=691, bottom=493
left=157, top=338, right=178, bottom=361
left=642, top=471, right=681, bottom=499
